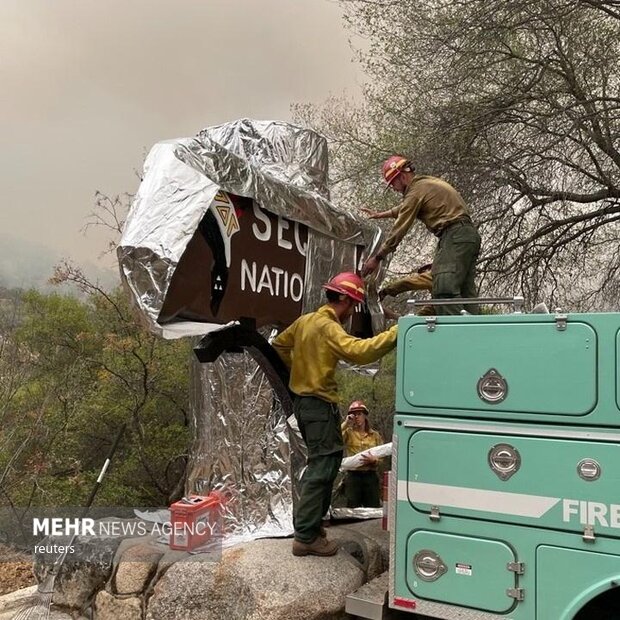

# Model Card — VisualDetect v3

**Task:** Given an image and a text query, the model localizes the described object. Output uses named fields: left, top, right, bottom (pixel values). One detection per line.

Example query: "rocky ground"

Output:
left=0, top=545, right=35, bottom=595
left=0, top=520, right=426, bottom=619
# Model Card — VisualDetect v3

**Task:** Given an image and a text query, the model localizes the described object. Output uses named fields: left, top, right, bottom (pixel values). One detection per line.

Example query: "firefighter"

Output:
left=273, top=272, right=397, bottom=557
left=379, top=263, right=434, bottom=317
left=361, top=155, right=481, bottom=315
left=379, top=263, right=432, bottom=300
left=341, top=400, right=383, bottom=508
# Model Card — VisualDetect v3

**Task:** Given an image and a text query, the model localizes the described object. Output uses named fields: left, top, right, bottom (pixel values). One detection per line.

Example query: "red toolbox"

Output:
left=169, top=493, right=223, bottom=551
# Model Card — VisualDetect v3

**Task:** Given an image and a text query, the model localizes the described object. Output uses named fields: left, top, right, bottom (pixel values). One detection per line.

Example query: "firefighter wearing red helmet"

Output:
left=322, top=271, right=366, bottom=304
left=341, top=400, right=384, bottom=508
left=361, top=155, right=481, bottom=315
left=273, top=272, right=397, bottom=557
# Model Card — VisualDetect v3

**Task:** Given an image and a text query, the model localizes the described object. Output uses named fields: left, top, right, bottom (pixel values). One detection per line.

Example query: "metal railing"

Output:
left=407, top=296, right=525, bottom=314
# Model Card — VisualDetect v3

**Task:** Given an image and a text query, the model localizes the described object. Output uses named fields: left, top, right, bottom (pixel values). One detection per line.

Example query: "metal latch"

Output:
left=430, top=506, right=441, bottom=521
left=425, top=317, right=436, bottom=332
left=507, top=561, right=525, bottom=575
left=583, top=525, right=595, bottom=542
left=555, top=313, right=567, bottom=331
left=513, top=296, right=524, bottom=314
left=507, top=588, right=525, bottom=601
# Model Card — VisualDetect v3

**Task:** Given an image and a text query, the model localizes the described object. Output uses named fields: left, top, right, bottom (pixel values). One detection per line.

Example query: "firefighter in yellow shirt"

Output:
left=341, top=400, right=383, bottom=508
left=273, top=272, right=397, bottom=557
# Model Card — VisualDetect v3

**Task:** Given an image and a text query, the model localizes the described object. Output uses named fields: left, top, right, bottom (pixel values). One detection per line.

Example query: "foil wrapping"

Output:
left=341, top=442, right=393, bottom=471
left=119, top=119, right=391, bottom=543
left=117, top=119, right=387, bottom=337
left=187, top=347, right=296, bottom=540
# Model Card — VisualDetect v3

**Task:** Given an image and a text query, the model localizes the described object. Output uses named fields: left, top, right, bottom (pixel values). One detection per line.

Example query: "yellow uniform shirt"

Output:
left=272, top=304, right=398, bottom=404
left=341, top=423, right=383, bottom=471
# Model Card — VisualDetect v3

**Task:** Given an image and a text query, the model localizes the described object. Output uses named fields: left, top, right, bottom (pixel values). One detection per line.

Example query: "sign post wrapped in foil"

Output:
left=118, top=119, right=389, bottom=542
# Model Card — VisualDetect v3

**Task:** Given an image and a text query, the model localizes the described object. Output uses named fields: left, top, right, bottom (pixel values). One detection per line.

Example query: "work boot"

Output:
left=292, top=536, right=339, bottom=557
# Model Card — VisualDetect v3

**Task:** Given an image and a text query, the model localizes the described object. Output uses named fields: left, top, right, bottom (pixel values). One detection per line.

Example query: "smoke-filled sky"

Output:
left=0, top=0, right=364, bottom=278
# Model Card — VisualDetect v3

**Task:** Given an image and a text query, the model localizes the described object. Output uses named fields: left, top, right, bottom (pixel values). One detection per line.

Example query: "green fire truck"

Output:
left=353, top=298, right=620, bottom=619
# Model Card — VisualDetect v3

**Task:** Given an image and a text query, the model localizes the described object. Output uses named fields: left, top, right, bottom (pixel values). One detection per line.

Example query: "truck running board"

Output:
left=345, top=571, right=388, bottom=620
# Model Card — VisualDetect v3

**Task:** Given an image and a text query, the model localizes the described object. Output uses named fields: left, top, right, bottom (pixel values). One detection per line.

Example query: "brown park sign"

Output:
left=159, top=191, right=309, bottom=328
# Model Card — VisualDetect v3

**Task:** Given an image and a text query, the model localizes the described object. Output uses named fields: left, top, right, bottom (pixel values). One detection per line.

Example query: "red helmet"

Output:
left=323, top=272, right=365, bottom=303
left=348, top=400, right=369, bottom=414
left=382, top=155, right=410, bottom=186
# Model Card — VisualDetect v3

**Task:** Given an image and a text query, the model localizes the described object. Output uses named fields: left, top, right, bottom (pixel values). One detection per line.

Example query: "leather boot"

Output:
left=292, top=536, right=338, bottom=557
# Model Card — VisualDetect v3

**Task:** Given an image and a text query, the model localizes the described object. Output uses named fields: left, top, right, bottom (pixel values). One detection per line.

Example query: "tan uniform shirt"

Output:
left=380, top=175, right=469, bottom=257
left=381, top=270, right=433, bottom=297
left=273, top=304, right=398, bottom=404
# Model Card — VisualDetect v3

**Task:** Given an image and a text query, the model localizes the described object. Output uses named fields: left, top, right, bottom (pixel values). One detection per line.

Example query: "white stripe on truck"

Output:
left=398, top=480, right=560, bottom=518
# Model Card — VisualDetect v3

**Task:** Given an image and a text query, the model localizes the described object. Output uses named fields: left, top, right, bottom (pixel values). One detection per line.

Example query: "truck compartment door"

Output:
left=406, top=429, right=620, bottom=538
left=400, top=321, right=597, bottom=417
left=406, top=530, right=518, bottom=613
left=537, top=546, right=620, bottom=619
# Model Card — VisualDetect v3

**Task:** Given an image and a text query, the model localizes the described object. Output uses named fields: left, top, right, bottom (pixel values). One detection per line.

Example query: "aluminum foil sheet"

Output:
left=199, top=119, right=331, bottom=200
left=118, top=119, right=387, bottom=337
left=187, top=347, right=296, bottom=540
left=186, top=343, right=382, bottom=540
left=120, top=119, right=393, bottom=544
left=341, top=442, right=392, bottom=471
left=331, top=507, right=383, bottom=520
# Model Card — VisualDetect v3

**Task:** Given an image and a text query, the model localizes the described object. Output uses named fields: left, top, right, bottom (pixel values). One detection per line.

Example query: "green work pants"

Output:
left=293, top=396, right=343, bottom=543
left=345, top=470, right=381, bottom=508
left=432, top=219, right=481, bottom=315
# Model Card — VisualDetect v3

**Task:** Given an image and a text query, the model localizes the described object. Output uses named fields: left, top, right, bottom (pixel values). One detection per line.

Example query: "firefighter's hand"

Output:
left=345, top=413, right=355, bottom=427
left=361, top=256, right=381, bottom=277
left=361, top=207, right=393, bottom=220
left=378, top=287, right=391, bottom=301
left=360, top=207, right=382, bottom=219
left=361, top=452, right=378, bottom=466
left=383, top=307, right=400, bottom=321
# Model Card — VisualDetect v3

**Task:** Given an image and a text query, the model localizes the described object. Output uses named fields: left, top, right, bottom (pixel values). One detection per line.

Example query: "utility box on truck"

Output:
left=386, top=308, right=620, bottom=620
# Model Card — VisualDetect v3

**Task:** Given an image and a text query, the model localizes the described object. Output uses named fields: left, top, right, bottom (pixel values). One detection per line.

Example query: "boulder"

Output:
left=21, top=519, right=389, bottom=619
left=0, top=585, right=81, bottom=619
left=94, top=590, right=142, bottom=620
left=114, top=542, right=164, bottom=595
left=332, top=518, right=389, bottom=578
left=146, top=537, right=365, bottom=620
left=33, top=532, right=123, bottom=608
left=33, top=519, right=133, bottom=609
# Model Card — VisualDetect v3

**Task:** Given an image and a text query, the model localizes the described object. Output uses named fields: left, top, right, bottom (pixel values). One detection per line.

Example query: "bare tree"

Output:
left=296, top=0, right=620, bottom=309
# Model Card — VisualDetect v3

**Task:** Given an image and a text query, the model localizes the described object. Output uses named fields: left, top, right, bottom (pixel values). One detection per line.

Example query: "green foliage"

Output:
left=337, top=350, right=396, bottom=443
left=0, top=283, right=191, bottom=510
